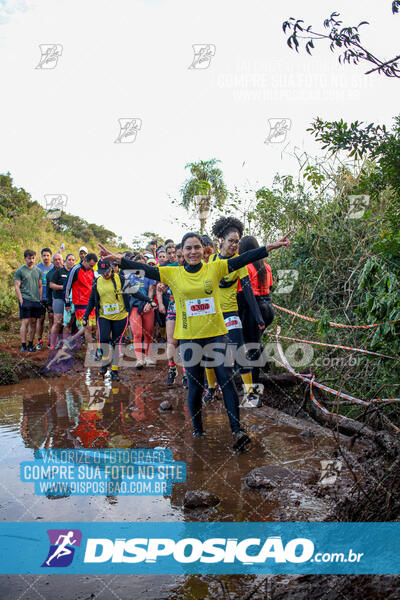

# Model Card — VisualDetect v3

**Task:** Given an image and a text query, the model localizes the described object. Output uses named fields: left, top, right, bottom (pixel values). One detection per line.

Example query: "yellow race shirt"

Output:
left=97, top=274, right=128, bottom=321
left=209, top=253, right=248, bottom=313
left=159, top=260, right=229, bottom=339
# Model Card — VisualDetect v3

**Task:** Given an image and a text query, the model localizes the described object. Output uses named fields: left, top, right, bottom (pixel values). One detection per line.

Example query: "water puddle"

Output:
left=0, top=370, right=340, bottom=522
left=0, top=370, right=343, bottom=597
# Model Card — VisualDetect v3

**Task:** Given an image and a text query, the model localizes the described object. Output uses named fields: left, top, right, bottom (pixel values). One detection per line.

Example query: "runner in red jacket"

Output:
left=64, top=253, right=98, bottom=345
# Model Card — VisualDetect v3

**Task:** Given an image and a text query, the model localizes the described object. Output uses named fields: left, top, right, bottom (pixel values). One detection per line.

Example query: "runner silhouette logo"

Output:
left=42, top=529, right=82, bottom=567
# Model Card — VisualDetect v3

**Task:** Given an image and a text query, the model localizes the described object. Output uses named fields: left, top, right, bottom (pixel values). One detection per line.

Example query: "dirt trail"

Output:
left=0, top=326, right=398, bottom=598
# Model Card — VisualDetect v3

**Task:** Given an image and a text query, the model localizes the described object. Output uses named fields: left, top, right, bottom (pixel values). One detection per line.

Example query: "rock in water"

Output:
left=245, top=466, right=312, bottom=490
left=159, top=400, right=173, bottom=411
left=183, top=490, right=220, bottom=508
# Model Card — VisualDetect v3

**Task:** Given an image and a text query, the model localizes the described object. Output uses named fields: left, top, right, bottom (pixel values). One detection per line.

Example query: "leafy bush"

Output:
left=254, top=117, right=400, bottom=424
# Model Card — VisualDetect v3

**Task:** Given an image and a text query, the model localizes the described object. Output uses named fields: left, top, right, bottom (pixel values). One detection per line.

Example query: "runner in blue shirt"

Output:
left=36, top=247, right=54, bottom=349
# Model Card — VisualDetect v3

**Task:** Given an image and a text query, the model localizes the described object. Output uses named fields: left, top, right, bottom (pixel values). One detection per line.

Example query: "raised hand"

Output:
left=266, top=231, right=292, bottom=252
left=278, top=231, right=291, bottom=247
left=97, top=243, right=122, bottom=263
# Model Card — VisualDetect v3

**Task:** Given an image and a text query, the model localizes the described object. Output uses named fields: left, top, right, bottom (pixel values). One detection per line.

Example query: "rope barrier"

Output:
left=272, top=303, right=400, bottom=330
left=270, top=327, right=400, bottom=405
left=266, top=332, right=395, bottom=359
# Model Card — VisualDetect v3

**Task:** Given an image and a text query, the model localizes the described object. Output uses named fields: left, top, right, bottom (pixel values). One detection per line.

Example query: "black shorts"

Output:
left=37, top=299, right=52, bottom=316
left=19, top=299, right=43, bottom=320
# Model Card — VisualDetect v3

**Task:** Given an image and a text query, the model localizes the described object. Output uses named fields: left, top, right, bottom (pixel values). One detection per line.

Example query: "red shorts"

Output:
left=75, top=308, right=96, bottom=327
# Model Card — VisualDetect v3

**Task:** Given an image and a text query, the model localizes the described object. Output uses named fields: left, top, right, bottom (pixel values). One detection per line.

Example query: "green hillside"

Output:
left=0, top=173, right=126, bottom=317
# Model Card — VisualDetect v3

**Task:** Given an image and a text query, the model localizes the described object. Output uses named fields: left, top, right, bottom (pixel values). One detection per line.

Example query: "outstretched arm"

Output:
left=120, top=258, right=160, bottom=281
left=227, top=232, right=291, bottom=272
left=98, top=244, right=161, bottom=281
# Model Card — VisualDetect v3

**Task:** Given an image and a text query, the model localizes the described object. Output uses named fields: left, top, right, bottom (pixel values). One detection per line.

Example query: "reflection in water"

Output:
left=1, top=371, right=340, bottom=524
left=20, top=381, right=160, bottom=451
left=0, top=372, right=346, bottom=598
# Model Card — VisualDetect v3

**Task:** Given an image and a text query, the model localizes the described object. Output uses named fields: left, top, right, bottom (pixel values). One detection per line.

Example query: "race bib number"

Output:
left=224, top=315, right=242, bottom=330
left=103, top=303, right=120, bottom=315
left=186, top=297, right=216, bottom=317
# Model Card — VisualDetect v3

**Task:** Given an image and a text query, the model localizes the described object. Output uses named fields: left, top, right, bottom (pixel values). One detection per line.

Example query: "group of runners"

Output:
left=14, top=216, right=290, bottom=450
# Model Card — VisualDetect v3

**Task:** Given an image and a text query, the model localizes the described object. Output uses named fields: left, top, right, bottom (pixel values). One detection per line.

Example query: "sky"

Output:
left=0, top=0, right=399, bottom=245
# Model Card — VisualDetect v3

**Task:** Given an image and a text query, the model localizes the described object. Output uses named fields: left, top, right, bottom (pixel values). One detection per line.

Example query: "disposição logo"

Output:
left=42, top=529, right=82, bottom=567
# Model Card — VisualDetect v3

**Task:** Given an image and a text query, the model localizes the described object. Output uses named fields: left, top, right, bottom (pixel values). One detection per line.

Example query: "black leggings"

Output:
left=179, top=335, right=241, bottom=435
left=238, top=294, right=274, bottom=383
left=223, top=310, right=251, bottom=375
left=98, top=316, right=128, bottom=368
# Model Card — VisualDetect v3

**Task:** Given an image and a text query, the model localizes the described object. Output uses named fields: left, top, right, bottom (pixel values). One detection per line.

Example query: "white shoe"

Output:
left=134, top=358, right=145, bottom=369
left=241, top=393, right=262, bottom=408
left=145, top=356, right=156, bottom=366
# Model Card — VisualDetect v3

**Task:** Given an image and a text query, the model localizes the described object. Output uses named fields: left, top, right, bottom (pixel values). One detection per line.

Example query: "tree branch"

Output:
left=282, top=12, right=400, bottom=78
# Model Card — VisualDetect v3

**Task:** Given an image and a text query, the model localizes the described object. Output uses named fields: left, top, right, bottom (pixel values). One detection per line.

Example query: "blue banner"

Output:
left=0, top=522, right=399, bottom=574
left=20, top=449, right=186, bottom=496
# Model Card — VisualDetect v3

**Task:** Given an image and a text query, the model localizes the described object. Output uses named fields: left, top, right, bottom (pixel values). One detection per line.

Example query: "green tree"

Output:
left=253, top=174, right=321, bottom=238
left=180, top=159, right=228, bottom=234
left=307, top=114, right=400, bottom=259
left=180, top=159, right=228, bottom=209
left=0, top=173, right=37, bottom=217
left=56, top=213, right=117, bottom=245
left=131, top=231, right=163, bottom=252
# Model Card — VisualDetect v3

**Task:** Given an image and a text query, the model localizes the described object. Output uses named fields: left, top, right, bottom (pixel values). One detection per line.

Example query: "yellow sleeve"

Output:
left=213, top=259, right=229, bottom=280
left=159, top=266, right=176, bottom=287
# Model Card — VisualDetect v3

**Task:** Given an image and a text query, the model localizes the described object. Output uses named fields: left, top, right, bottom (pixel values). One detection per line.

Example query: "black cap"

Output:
left=97, top=260, right=112, bottom=274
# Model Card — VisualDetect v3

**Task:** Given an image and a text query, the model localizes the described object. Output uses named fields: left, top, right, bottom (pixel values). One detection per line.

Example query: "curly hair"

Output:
left=212, top=216, right=244, bottom=239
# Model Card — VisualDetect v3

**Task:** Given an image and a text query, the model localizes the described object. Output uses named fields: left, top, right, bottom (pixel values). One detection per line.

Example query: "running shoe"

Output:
left=166, top=367, right=177, bottom=387
left=27, top=345, right=36, bottom=353
left=111, top=370, right=120, bottom=381
left=232, top=430, right=251, bottom=451
left=135, top=358, right=145, bottom=369
left=100, top=365, right=108, bottom=377
left=20, top=345, right=27, bottom=353
left=95, top=348, right=103, bottom=362
left=202, top=388, right=215, bottom=404
left=145, top=356, right=156, bottom=367
left=92, top=334, right=97, bottom=342
left=241, top=393, right=262, bottom=408
left=192, top=430, right=205, bottom=438
left=182, top=374, right=188, bottom=388
left=36, top=339, right=43, bottom=350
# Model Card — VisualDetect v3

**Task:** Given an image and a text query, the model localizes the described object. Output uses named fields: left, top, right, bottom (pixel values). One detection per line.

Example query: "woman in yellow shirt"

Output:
left=205, top=216, right=265, bottom=408
left=98, top=231, right=290, bottom=449
left=83, top=260, right=155, bottom=381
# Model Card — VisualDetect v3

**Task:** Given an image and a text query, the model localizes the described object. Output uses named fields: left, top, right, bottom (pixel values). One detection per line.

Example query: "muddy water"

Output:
left=0, top=368, right=341, bottom=598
